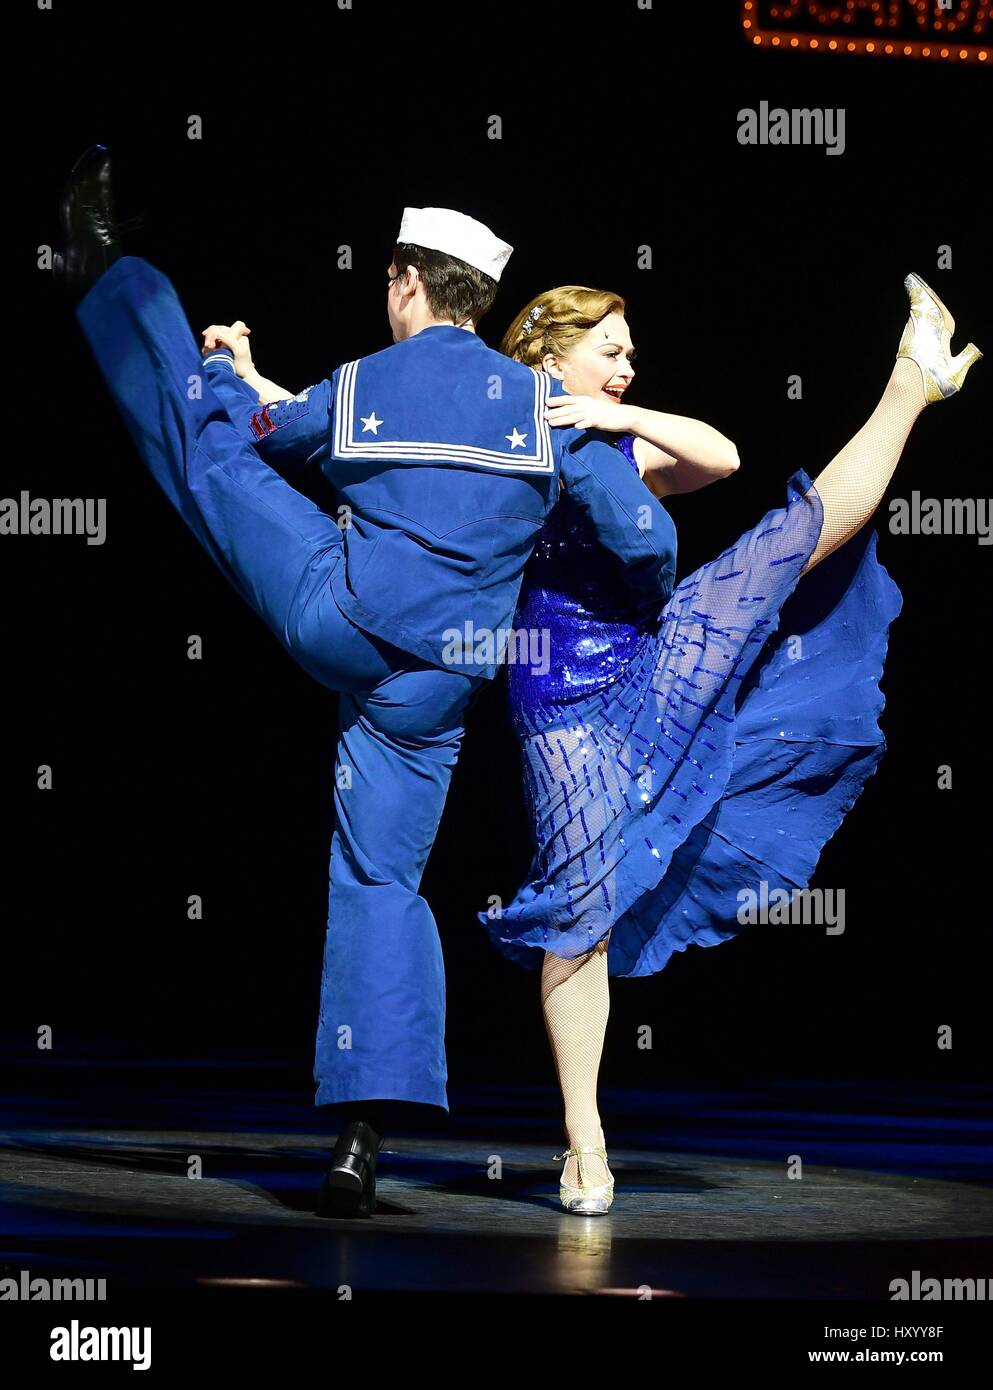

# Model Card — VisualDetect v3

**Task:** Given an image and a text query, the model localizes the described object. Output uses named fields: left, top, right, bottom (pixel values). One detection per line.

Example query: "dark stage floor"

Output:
left=2, top=1053, right=990, bottom=1299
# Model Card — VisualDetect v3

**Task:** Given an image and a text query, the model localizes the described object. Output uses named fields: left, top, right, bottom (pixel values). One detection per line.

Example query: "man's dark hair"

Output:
left=392, top=242, right=499, bottom=326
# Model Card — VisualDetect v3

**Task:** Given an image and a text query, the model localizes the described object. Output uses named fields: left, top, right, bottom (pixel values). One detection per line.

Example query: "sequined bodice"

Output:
left=509, top=433, right=657, bottom=709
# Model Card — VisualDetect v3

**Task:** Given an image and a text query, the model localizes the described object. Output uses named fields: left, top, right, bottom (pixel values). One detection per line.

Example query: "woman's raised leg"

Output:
left=802, top=274, right=982, bottom=575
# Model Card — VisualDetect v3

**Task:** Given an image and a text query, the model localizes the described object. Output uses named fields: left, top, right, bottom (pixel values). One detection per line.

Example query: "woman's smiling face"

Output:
left=543, top=311, right=638, bottom=401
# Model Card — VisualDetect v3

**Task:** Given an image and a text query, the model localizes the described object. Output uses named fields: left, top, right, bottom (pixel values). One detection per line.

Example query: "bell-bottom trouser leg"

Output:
left=314, top=669, right=475, bottom=1112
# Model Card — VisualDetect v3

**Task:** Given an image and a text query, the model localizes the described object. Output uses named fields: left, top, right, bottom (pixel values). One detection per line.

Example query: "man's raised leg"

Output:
left=75, top=255, right=362, bottom=690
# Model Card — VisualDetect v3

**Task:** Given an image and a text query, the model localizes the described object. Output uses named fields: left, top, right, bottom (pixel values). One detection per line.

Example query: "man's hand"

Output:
left=543, top=395, right=634, bottom=433
left=201, top=320, right=254, bottom=379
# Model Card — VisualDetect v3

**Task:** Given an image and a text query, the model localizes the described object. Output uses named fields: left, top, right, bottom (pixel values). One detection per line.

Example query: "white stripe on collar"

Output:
left=332, top=358, right=555, bottom=472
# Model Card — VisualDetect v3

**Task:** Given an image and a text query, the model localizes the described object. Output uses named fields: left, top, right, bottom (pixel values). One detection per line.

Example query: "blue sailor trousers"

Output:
left=76, top=257, right=483, bottom=1111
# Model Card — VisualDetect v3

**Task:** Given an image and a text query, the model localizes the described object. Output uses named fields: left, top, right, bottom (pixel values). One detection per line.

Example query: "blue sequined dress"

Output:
left=478, top=432, right=903, bottom=976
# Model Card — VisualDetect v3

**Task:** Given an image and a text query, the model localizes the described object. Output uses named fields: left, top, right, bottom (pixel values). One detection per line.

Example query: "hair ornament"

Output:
left=521, top=304, right=545, bottom=336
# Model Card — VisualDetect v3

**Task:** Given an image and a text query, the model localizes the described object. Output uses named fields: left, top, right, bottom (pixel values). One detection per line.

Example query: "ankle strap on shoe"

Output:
left=552, top=1145, right=607, bottom=1160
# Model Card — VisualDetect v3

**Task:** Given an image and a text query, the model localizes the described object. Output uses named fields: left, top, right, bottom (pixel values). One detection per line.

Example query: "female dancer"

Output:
left=479, top=274, right=981, bottom=1213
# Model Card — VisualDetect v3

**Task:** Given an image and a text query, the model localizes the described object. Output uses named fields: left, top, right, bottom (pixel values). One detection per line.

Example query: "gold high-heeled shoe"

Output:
left=552, top=1134, right=615, bottom=1215
left=896, top=271, right=982, bottom=403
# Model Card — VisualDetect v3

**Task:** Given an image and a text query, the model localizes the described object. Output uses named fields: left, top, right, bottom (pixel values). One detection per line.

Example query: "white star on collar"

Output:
left=505, top=427, right=527, bottom=450
left=360, top=411, right=384, bottom=434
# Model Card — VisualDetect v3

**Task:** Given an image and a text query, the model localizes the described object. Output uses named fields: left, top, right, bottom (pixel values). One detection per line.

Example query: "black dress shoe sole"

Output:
left=317, top=1165, right=374, bottom=1218
left=53, top=144, right=125, bottom=303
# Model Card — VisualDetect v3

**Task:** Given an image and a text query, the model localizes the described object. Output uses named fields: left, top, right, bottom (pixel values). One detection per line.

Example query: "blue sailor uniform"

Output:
left=76, top=255, right=677, bottom=1112
left=204, top=319, right=676, bottom=676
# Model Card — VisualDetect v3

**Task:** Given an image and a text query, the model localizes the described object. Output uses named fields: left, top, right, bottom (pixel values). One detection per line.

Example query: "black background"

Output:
left=9, top=0, right=991, bottom=1101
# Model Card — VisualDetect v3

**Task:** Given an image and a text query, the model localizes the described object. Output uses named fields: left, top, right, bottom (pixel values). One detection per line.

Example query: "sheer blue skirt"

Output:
left=477, top=469, right=903, bottom=977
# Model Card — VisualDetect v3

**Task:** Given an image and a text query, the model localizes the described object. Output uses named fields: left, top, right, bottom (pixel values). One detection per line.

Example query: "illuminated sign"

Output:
left=741, top=1, right=989, bottom=63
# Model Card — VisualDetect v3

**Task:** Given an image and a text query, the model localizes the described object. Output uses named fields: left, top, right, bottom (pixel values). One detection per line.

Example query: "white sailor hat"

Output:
left=396, top=207, right=513, bottom=282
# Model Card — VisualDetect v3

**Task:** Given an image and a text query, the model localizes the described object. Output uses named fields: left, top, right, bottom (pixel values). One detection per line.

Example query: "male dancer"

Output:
left=54, top=145, right=678, bottom=1216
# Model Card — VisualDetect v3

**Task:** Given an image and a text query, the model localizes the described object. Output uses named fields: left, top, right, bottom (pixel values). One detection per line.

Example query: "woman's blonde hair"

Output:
left=499, top=285, right=626, bottom=368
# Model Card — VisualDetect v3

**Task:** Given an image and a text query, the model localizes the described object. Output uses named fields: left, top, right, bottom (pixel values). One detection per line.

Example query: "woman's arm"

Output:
left=201, top=321, right=294, bottom=402
left=241, top=368, right=294, bottom=404
left=200, top=322, right=332, bottom=468
left=623, top=406, right=740, bottom=498
left=543, top=395, right=739, bottom=502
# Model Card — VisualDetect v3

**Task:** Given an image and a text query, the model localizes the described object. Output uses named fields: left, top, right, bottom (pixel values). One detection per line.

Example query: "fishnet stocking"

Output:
left=801, top=354, right=928, bottom=574
left=542, top=930, right=613, bottom=1188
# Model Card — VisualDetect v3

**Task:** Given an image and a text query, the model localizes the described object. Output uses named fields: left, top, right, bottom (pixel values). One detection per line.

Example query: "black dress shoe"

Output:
left=52, top=144, right=134, bottom=302
left=316, top=1120, right=384, bottom=1219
